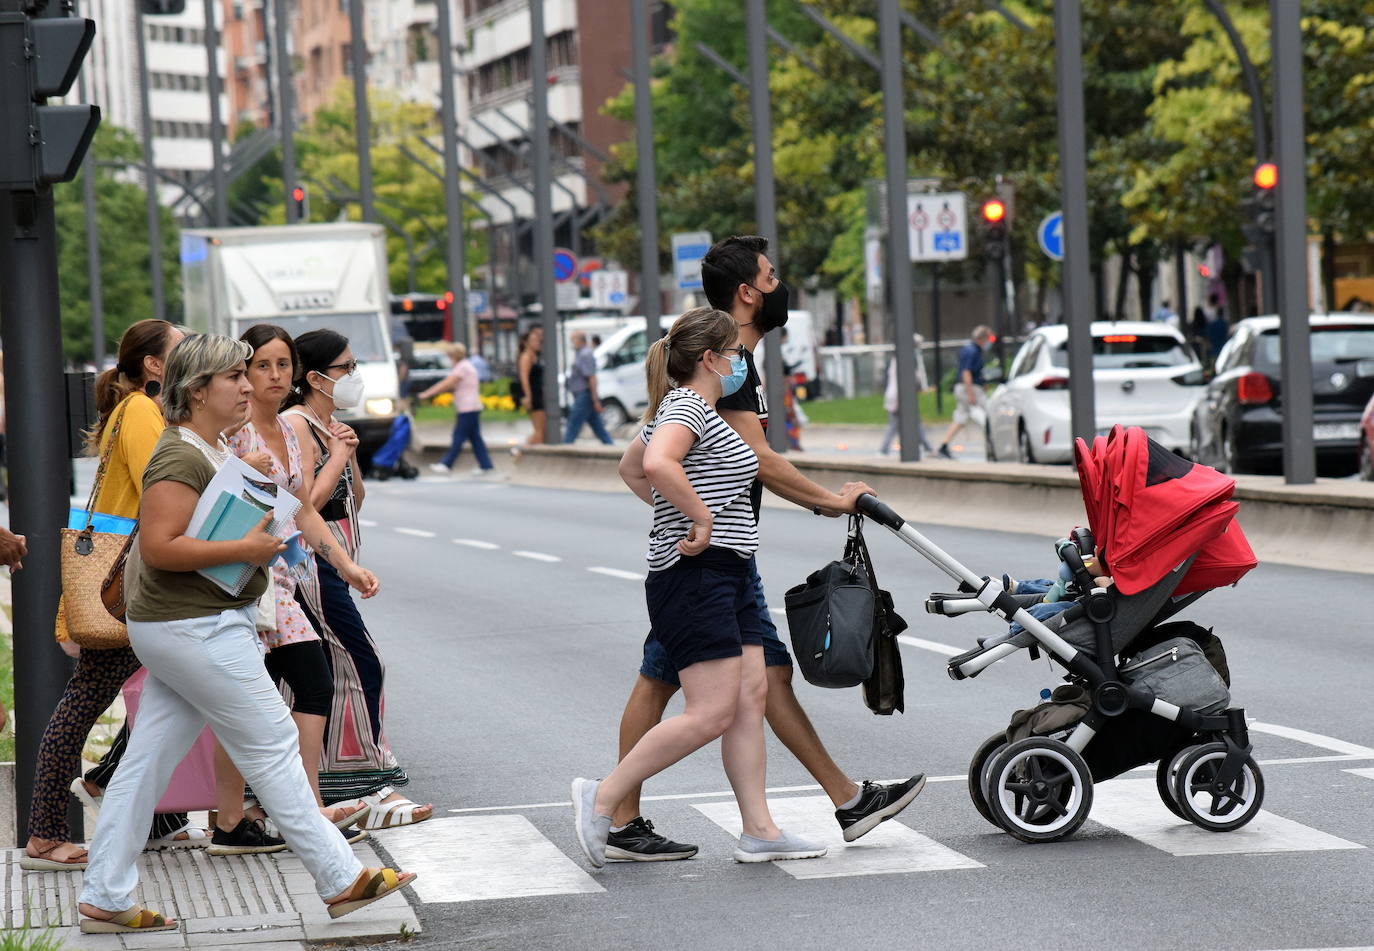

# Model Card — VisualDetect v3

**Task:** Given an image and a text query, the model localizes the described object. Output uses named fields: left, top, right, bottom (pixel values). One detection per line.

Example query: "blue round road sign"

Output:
left=1038, top=212, right=1064, bottom=261
left=553, top=248, right=578, bottom=282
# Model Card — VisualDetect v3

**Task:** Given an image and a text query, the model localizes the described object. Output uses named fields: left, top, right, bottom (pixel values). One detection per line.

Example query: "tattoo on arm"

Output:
left=316, top=540, right=334, bottom=562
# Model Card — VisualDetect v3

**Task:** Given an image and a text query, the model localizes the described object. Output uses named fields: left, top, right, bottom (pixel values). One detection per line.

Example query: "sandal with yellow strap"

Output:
left=79, top=905, right=177, bottom=934
left=326, top=867, right=418, bottom=919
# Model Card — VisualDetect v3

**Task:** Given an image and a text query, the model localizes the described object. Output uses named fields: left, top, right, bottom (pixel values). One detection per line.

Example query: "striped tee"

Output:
left=639, top=387, right=760, bottom=571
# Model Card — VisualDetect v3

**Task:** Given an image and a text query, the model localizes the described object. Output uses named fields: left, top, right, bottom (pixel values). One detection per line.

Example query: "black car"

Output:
left=1191, top=314, right=1374, bottom=474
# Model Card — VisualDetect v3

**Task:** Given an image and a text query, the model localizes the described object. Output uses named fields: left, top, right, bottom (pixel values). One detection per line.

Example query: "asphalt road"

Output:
left=316, top=471, right=1374, bottom=951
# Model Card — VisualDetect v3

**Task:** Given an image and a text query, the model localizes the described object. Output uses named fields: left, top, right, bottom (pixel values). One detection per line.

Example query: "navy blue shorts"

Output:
left=641, top=553, right=791, bottom=686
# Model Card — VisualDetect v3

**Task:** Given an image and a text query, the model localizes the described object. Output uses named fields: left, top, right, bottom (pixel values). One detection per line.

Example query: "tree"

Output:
left=54, top=124, right=182, bottom=364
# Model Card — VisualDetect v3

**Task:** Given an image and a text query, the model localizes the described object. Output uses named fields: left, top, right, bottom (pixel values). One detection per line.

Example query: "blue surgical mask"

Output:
left=716, top=352, right=748, bottom=398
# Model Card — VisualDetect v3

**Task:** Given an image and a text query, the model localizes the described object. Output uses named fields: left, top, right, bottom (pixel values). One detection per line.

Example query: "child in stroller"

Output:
left=856, top=426, right=1264, bottom=843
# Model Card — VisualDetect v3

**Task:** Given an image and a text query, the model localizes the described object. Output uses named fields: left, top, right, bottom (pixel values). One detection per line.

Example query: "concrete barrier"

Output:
left=501, top=444, right=1374, bottom=577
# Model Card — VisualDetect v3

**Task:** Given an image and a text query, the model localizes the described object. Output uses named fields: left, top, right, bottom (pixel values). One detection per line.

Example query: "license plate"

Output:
left=1313, top=422, right=1360, bottom=441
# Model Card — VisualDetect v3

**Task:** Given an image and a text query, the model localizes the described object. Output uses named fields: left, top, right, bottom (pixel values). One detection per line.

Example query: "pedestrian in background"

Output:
left=24, top=319, right=193, bottom=873
left=574, top=307, right=825, bottom=868
left=563, top=330, right=614, bottom=445
left=512, top=327, right=547, bottom=452
left=77, top=333, right=411, bottom=935
left=422, top=342, right=494, bottom=476
left=1205, top=294, right=1230, bottom=363
left=937, top=325, right=993, bottom=460
left=879, top=342, right=934, bottom=457
left=468, top=348, right=494, bottom=384
left=284, top=330, right=434, bottom=829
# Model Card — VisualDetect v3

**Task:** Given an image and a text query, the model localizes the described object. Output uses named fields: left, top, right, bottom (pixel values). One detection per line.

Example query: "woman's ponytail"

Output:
left=642, top=337, right=671, bottom=424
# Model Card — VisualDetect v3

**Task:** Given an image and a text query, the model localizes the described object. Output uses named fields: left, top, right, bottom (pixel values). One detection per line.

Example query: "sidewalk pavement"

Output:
left=3, top=838, right=420, bottom=949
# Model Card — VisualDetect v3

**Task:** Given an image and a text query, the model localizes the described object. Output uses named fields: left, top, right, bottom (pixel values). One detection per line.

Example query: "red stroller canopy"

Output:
left=1074, top=426, right=1256, bottom=596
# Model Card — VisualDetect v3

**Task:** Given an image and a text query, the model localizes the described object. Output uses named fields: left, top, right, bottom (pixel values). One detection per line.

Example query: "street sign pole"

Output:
left=203, top=0, right=227, bottom=226
left=878, top=0, right=920, bottom=461
left=78, top=66, right=104, bottom=364
left=348, top=0, right=374, bottom=224
left=529, top=0, right=560, bottom=437
left=1053, top=0, right=1095, bottom=444
left=629, top=0, right=661, bottom=341
left=1271, top=0, right=1314, bottom=485
left=134, top=5, right=164, bottom=316
left=273, top=0, right=297, bottom=224
left=434, top=0, right=468, bottom=345
left=745, top=0, right=787, bottom=453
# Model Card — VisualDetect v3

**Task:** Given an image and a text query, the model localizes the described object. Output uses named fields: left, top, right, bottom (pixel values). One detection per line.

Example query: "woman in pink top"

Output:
left=421, top=342, right=494, bottom=475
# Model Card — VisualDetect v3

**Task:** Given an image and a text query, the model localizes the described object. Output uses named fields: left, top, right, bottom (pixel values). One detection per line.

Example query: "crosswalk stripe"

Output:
left=1248, top=722, right=1374, bottom=758
left=693, top=795, right=983, bottom=880
left=378, top=815, right=603, bottom=903
left=1088, top=779, right=1365, bottom=856
left=1343, top=768, right=1374, bottom=781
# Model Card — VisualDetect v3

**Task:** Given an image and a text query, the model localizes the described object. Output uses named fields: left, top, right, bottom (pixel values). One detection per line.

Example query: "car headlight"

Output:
left=364, top=398, right=395, bottom=416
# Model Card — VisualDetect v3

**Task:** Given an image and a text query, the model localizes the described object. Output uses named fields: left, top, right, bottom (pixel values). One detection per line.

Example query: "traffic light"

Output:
left=1251, top=162, right=1277, bottom=235
left=291, top=184, right=308, bottom=221
left=0, top=9, right=101, bottom=190
left=981, top=198, right=1008, bottom=260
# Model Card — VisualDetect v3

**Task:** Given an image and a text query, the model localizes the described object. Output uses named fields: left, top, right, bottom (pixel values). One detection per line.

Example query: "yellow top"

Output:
left=92, top=392, right=165, bottom=520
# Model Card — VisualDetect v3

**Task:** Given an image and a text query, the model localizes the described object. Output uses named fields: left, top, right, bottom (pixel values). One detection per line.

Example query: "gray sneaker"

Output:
left=733, top=828, right=828, bottom=863
left=571, top=778, right=611, bottom=869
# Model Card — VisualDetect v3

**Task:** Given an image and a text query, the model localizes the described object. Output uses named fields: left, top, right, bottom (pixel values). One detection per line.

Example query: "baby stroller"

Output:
left=856, top=425, right=1263, bottom=843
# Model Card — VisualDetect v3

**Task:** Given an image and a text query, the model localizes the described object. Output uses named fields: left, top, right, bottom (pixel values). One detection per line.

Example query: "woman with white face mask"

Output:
left=282, top=330, right=434, bottom=830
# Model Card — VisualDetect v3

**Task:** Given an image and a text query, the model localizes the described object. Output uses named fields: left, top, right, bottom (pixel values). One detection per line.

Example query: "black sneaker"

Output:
left=340, top=825, right=369, bottom=846
left=604, top=817, right=698, bottom=862
left=835, top=774, right=927, bottom=842
left=208, top=817, right=287, bottom=856
left=937, top=445, right=954, bottom=460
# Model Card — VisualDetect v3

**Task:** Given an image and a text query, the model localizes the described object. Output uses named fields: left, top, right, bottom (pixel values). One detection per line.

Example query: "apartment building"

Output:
left=223, top=0, right=273, bottom=130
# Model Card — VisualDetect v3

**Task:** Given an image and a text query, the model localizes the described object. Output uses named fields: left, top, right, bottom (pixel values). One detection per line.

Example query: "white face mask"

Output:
left=318, top=370, right=364, bottom=409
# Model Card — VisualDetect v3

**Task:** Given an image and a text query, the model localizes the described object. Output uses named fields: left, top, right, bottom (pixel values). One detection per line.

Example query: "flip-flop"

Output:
left=20, top=849, right=88, bottom=872
left=80, top=905, right=177, bottom=934
left=326, top=868, right=417, bottom=920
left=69, top=777, right=101, bottom=816
left=146, top=824, right=211, bottom=851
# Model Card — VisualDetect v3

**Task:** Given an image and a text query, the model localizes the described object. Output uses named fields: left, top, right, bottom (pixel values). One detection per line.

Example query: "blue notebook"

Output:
left=194, top=490, right=273, bottom=594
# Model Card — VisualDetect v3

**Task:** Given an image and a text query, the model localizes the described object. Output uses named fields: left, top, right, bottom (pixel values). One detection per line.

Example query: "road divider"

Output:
left=497, top=444, right=1374, bottom=576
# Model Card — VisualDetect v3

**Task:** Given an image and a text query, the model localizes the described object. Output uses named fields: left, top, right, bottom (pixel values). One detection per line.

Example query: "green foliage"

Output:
left=0, top=918, right=65, bottom=950
left=53, top=125, right=182, bottom=364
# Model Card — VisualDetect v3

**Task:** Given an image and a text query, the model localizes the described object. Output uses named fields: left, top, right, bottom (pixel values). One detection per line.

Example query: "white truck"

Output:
left=180, top=223, right=400, bottom=467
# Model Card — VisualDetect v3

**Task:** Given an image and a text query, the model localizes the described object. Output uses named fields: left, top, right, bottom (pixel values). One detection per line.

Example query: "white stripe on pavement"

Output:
left=379, top=815, right=602, bottom=903
left=452, top=538, right=500, bottom=550
left=897, top=635, right=963, bottom=657
left=512, top=550, right=561, bottom=563
left=694, top=795, right=982, bottom=880
left=1343, top=768, right=1374, bottom=781
left=1248, top=722, right=1374, bottom=759
left=586, top=567, right=645, bottom=581
left=394, top=528, right=436, bottom=538
left=1088, top=779, right=1364, bottom=856
left=358, top=519, right=378, bottom=528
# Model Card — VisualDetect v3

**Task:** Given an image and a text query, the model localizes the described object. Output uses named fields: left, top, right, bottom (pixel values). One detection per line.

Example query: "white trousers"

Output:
left=79, top=606, right=360, bottom=912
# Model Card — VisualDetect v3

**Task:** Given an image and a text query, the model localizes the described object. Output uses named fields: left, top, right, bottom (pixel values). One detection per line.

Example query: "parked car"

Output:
left=403, top=343, right=453, bottom=399
left=1192, top=313, right=1374, bottom=474
left=986, top=321, right=1203, bottom=464
left=1360, top=391, right=1374, bottom=480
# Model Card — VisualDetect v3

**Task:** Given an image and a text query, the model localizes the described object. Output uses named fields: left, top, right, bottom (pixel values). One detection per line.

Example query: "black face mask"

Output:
left=748, top=280, right=790, bottom=333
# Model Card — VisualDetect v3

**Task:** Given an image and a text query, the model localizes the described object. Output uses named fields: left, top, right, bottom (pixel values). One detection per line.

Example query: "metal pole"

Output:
left=932, top=266, right=943, bottom=415
left=877, top=0, right=920, bottom=462
left=273, top=0, right=297, bottom=223
left=135, top=6, right=164, bottom=318
left=745, top=0, right=787, bottom=453
left=348, top=0, right=374, bottom=223
left=434, top=0, right=468, bottom=345
left=630, top=0, right=661, bottom=340
left=79, top=68, right=104, bottom=365
left=1271, top=0, right=1314, bottom=485
left=0, top=187, right=76, bottom=839
left=530, top=0, right=559, bottom=435
left=1053, top=0, right=1095, bottom=443
left=1174, top=243, right=1189, bottom=353
left=203, top=0, right=227, bottom=226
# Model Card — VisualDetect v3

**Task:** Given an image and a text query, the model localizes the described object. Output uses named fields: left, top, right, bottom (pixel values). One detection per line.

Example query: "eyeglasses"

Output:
left=712, top=346, right=746, bottom=357
left=325, top=360, right=358, bottom=375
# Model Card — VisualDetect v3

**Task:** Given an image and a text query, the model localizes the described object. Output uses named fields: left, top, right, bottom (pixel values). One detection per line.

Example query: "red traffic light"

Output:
left=292, top=186, right=305, bottom=201
left=436, top=298, right=447, bottom=311
left=444, top=290, right=454, bottom=303
left=1198, top=264, right=1212, bottom=279
left=981, top=199, right=1007, bottom=224
left=1253, top=162, right=1278, bottom=190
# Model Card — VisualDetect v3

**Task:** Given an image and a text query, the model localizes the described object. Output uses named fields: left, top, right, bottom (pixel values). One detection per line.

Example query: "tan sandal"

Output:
left=21, top=839, right=88, bottom=871
left=326, top=867, right=417, bottom=919
left=324, top=802, right=371, bottom=830
left=79, top=905, right=177, bottom=934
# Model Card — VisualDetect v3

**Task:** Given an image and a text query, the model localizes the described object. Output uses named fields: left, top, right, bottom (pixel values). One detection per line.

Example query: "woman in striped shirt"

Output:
left=572, top=307, right=826, bottom=867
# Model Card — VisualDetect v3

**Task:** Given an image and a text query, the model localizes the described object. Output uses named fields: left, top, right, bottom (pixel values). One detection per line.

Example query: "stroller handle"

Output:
left=856, top=493, right=903, bottom=530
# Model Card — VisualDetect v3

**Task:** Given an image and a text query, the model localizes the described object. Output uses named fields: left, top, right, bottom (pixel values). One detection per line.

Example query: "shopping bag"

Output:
left=122, top=668, right=218, bottom=813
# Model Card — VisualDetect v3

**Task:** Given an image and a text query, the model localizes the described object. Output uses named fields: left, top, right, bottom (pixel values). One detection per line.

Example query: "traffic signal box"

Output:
left=981, top=197, right=1008, bottom=260
left=0, top=9, right=100, bottom=192
left=291, top=185, right=309, bottom=221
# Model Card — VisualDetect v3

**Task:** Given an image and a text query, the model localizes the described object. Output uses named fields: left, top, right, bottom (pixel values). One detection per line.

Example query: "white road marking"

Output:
left=1344, top=768, right=1374, bottom=781
left=452, top=538, right=499, bottom=550
left=897, top=635, right=963, bottom=657
left=394, top=528, right=436, bottom=538
left=1088, top=779, right=1365, bottom=856
left=587, top=567, right=645, bottom=581
left=358, top=519, right=378, bottom=528
left=379, top=815, right=602, bottom=903
left=1248, top=722, right=1374, bottom=759
left=694, top=795, right=983, bottom=880
left=512, top=550, right=561, bottom=563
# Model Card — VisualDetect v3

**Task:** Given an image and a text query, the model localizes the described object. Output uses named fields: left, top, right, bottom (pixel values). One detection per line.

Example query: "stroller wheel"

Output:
left=1171, top=742, right=1264, bottom=832
left=968, top=733, right=1007, bottom=828
left=987, top=737, right=1094, bottom=843
left=1155, top=747, right=1191, bottom=821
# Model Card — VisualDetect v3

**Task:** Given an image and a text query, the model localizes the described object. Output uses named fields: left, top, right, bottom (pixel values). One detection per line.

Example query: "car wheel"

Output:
left=600, top=399, right=629, bottom=429
left=1361, top=437, right=1374, bottom=482
left=1016, top=424, right=1037, bottom=464
left=985, top=421, right=998, bottom=462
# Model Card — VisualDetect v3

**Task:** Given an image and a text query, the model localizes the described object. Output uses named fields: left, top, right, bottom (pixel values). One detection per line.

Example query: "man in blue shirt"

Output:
left=563, top=331, right=614, bottom=444
left=937, top=325, right=992, bottom=459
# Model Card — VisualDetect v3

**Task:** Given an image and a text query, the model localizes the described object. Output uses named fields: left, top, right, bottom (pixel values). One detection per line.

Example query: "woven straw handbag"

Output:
left=60, top=398, right=136, bottom=649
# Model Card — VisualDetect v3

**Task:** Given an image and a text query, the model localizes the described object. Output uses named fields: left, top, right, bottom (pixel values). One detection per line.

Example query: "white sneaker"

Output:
left=733, top=828, right=828, bottom=862
left=428, top=463, right=451, bottom=475
left=470, top=467, right=493, bottom=477
left=571, top=778, right=611, bottom=869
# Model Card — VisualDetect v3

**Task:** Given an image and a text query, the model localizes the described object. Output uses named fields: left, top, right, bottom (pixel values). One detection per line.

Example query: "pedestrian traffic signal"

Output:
left=0, top=10, right=101, bottom=190
left=981, top=198, right=1008, bottom=260
left=291, top=185, right=308, bottom=221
